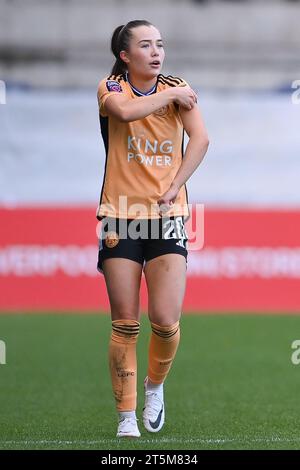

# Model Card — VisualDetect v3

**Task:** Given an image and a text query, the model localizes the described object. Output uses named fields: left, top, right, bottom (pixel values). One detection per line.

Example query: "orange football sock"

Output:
left=109, top=319, right=140, bottom=411
left=147, top=321, right=180, bottom=384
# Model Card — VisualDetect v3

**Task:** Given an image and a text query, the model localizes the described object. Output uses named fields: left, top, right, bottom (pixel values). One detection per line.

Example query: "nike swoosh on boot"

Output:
left=149, top=406, right=164, bottom=429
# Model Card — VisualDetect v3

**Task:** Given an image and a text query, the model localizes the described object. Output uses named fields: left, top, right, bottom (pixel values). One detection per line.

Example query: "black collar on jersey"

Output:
left=125, top=71, right=158, bottom=97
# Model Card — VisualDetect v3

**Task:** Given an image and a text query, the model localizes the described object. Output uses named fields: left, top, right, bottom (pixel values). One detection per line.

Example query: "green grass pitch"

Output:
left=1, top=313, right=300, bottom=450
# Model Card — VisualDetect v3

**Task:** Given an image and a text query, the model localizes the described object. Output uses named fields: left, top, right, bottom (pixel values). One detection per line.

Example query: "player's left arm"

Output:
left=157, top=105, right=209, bottom=211
left=174, top=104, right=209, bottom=188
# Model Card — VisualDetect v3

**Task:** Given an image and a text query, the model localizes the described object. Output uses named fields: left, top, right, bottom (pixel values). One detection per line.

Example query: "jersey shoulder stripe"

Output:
left=158, top=74, right=186, bottom=87
left=158, top=76, right=176, bottom=87
left=107, top=74, right=125, bottom=82
left=166, top=75, right=185, bottom=85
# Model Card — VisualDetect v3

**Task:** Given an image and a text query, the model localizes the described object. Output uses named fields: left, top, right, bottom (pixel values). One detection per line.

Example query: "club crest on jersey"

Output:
left=106, top=80, right=122, bottom=93
left=154, top=105, right=169, bottom=116
left=105, top=231, right=119, bottom=248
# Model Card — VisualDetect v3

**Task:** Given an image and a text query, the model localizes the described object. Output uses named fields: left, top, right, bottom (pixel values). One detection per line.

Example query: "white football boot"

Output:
left=116, top=416, right=141, bottom=438
left=143, top=377, right=165, bottom=433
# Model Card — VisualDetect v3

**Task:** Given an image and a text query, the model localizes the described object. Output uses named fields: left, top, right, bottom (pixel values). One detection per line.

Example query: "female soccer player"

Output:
left=97, top=20, right=209, bottom=437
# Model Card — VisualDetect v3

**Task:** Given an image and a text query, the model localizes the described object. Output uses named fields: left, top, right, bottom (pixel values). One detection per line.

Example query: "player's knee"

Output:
left=111, top=308, right=139, bottom=322
left=149, top=310, right=181, bottom=327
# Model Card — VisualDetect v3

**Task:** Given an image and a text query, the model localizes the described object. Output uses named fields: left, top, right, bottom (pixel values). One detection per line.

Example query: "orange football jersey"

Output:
left=97, top=72, right=189, bottom=220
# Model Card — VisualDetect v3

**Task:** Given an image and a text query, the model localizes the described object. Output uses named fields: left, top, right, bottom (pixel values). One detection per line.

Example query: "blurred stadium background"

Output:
left=1, top=0, right=300, bottom=450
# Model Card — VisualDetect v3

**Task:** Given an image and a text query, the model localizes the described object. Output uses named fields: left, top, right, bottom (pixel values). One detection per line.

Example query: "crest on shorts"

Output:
left=105, top=231, right=119, bottom=248
left=106, top=80, right=123, bottom=93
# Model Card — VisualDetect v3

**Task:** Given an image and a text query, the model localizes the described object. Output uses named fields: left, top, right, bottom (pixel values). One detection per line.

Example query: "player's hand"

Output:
left=157, top=183, right=180, bottom=217
left=173, top=85, right=197, bottom=110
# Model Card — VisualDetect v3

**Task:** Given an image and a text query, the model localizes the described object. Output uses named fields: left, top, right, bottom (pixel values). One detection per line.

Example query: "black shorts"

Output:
left=97, top=216, right=188, bottom=274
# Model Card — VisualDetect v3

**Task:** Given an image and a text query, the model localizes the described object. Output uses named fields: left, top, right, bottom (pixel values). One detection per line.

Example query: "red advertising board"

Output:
left=0, top=207, right=299, bottom=313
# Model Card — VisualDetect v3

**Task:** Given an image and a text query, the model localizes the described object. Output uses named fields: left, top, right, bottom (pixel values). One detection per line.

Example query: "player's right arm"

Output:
left=98, top=80, right=197, bottom=122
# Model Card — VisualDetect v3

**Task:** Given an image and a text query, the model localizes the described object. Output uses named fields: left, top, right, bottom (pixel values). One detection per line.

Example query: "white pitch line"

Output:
left=1, top=436, right=300, bottom=446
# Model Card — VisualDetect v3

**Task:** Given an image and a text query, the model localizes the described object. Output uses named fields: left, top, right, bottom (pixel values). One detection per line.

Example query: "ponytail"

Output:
left=110, top=20, right=153, bottom=76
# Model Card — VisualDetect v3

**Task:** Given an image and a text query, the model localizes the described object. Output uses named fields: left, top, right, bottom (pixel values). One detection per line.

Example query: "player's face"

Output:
left=123, top=25, right=165, bottom=79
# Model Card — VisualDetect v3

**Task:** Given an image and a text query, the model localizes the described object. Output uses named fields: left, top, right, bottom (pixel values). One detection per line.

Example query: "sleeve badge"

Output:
left=106, top=80, right=123, bottom=93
